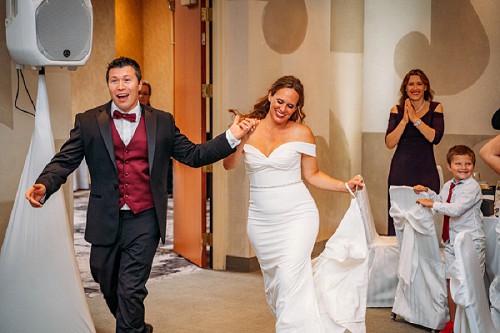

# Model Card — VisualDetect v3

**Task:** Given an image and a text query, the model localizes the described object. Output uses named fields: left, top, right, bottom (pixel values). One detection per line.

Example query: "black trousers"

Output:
left=90, top=208, right=160, bottom=333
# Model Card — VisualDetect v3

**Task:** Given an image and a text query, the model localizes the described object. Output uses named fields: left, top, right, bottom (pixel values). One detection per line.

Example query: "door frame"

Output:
left=172, top=0, right=211, bottom=268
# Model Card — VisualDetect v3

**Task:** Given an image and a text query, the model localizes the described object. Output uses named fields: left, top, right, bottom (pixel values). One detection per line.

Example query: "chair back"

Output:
left=356, top=184, right=380, bottom=245
left=357, top=182, right=400, bottom=308
left=437, top=165, right=444, bottom=191
left=451, top=231, right=496, bottom=333
left=434, top=165, right=445, bottom=242
left=494, top=219, right=500, bottom=329
left=389, top=185, right=448, bottom=330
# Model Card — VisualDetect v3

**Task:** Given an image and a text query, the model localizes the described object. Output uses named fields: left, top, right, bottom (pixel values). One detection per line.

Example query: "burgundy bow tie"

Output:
left=113, top=111, right=136, bottom=122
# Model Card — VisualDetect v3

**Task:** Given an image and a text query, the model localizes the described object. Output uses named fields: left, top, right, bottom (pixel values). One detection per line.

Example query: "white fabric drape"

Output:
left=0, top=73, right=95, bottom=332
left=356, top=185, right=399, bottom=307
left=490, top=218, right=500, bottom=329
left=390, top=200, right=436, bottom=285
left=450, top=230, right=497, bottom=333
left=389, top=185, right=448, bottom=331
left=313, top=192, right=368, bottom=333
left=73, top=158, right=90, bottom=191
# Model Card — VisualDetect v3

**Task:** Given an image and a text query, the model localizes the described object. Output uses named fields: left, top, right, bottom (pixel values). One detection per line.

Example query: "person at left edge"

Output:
left=25, top=57, right=258, bottom=333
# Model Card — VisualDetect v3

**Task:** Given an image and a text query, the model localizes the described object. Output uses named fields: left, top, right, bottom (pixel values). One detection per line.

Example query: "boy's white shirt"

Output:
left=427, top=176, right=485, bottom=243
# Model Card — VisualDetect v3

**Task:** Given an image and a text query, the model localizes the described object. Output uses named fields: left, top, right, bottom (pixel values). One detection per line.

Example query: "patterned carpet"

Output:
left=73, top=190, right=200, bottom=297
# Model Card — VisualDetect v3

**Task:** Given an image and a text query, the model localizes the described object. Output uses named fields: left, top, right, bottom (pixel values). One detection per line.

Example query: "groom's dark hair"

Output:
left=106, top=57, right=142, bottom=83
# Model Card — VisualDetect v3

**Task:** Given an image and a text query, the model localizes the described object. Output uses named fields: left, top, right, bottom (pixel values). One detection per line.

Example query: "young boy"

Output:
left=413, top=145, right=485, bottom=333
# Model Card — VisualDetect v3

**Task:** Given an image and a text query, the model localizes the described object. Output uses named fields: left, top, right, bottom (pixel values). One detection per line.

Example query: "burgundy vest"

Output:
left=110, top=115, right=155, bottom=213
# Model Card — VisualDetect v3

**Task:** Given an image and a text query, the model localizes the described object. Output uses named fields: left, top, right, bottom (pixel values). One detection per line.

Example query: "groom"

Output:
left=25, top=57, right=257, bottom=333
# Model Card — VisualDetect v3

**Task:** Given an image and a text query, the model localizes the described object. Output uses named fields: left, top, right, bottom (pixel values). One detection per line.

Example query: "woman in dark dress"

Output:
left=385, top=69, right=444, bottom=235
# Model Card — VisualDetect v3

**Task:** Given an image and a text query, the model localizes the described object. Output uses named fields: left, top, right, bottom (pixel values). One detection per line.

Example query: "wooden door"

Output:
left=173, top=0, right=209, bottom=267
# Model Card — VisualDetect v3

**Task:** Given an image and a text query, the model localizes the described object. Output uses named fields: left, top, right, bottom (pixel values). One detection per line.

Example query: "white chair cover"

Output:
left=484, top=216, right=500, bottom=288
left=489, top=218, right=500, bottom=329
left=490, top=276, right=500, bottom=329
left=435, top=165, right=445, bottom=244
left=389, top=186, right=448, bottom=330
left=0, top=74, right=95, bottom=332
left=313, top=192, right=368, bottom=333
left=450, top=231, right=497, bottom=333
left=356, top=185, right=399, bottom=307
left=437, top=165, right=444, bottom=191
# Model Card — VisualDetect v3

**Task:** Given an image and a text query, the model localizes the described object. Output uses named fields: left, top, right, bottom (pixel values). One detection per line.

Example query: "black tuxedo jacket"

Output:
left=36, top=102, right=235, bottom=245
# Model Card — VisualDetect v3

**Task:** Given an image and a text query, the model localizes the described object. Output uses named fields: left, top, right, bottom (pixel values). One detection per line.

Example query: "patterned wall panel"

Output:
left=394, top=0, right=490, bottom=95
left=262, top=0, right=308, bottom=54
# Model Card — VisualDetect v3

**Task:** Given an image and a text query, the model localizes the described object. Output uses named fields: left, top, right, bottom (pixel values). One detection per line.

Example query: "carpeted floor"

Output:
left=87, top=269, right=429, bottom=333
left=75, top=190, right=428, bottom=332
left=73, top=190, right=200, bottom=297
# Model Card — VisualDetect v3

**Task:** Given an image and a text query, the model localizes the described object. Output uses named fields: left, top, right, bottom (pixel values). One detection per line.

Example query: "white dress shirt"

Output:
left=111, top=102, right=240, bottom=210
left=111, top=102, right=141, bottom=146
left=428, top=176, right=485, bottom=243
left=111, top=102, right=240, bottom=148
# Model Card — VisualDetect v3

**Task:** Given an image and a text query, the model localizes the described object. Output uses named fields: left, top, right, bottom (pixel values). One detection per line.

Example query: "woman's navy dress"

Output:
left=386, top=101, right=444, bottom=235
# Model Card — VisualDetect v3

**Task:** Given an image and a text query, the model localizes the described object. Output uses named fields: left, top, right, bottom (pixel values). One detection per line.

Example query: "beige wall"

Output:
left=1, top=0, right=498, bottom=267
left=0, top=59, right=74, bottom=247
left=0, top=3, right=11, bottom=130
left=72, top=1, right=173, bottom=115
left=71, top=1, right=116, bottom=117
left=362, top=0, right=500, bottom=234
left=142, top=0, right=174, bottom=114
left=0, top=0, right=173, bottom=248
left=213, top=0, right=360, bottom=269
left=0, top=1, right=116, bottom=247
left=114, top=0, right=174, bottom=114
left=212, top=0, right=500, bottom=269
left=0, top=0, right=173, bottom=247
left=115, top=1, right=143, bottom=66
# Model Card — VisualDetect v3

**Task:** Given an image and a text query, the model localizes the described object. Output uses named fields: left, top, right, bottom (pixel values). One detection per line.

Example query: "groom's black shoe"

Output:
left=145, top=323, right=153, bottom=333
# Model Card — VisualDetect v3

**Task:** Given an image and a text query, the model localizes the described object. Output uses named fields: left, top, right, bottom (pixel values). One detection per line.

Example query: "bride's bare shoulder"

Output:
left=288, top=122, right=315, bottom=144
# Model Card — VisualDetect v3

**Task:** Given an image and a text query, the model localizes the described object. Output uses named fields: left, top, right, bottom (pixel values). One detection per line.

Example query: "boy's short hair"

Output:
left=446, top=145, right=476, bottom=165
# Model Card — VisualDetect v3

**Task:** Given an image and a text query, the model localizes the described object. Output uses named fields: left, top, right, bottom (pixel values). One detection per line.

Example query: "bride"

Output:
left=223, top=76, right=364, bottom=332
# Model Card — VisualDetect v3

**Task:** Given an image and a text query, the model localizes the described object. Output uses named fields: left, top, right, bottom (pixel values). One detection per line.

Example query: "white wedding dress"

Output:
left=245, top=142, right=322, bottom=332
left=244, top=142, right=367, bottom=333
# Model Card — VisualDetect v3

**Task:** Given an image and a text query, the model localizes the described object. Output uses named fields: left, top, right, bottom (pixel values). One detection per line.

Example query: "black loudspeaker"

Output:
left=5, top=0, right=93, bottom=67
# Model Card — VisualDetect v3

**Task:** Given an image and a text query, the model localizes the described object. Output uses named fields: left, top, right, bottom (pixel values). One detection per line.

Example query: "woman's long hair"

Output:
left=398, top=69, right=434, bottom=108
left=231, top=75, right=306, bottom=123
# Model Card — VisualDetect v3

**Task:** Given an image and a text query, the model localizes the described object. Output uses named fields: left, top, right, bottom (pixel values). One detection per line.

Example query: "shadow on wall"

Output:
left=308, top=109, right=351, bottom=240
left=394, top=0, right=489, bottom=95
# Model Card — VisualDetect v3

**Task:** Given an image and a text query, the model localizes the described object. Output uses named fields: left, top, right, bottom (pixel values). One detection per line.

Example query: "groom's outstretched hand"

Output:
left=229, top=115, right=259, bottom=140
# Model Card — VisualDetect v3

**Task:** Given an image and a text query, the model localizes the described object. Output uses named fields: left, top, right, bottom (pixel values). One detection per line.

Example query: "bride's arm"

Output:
left=223, top=143, right=245, bottom=170
left=300, top=126, right=363, bottom=192
left=301, top=155, right=362, bottom=192
left=223, top=117, right=259, bottom=170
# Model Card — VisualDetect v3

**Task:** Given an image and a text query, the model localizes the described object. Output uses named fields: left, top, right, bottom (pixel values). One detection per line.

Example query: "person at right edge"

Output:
left=385, top=69, right=444, bottom=236
left=480, top=107, right=500, bottom=174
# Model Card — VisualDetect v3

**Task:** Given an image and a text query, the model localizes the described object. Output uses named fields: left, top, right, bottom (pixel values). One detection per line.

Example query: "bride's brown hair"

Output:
left=230, top=75, right=306, bottom=123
